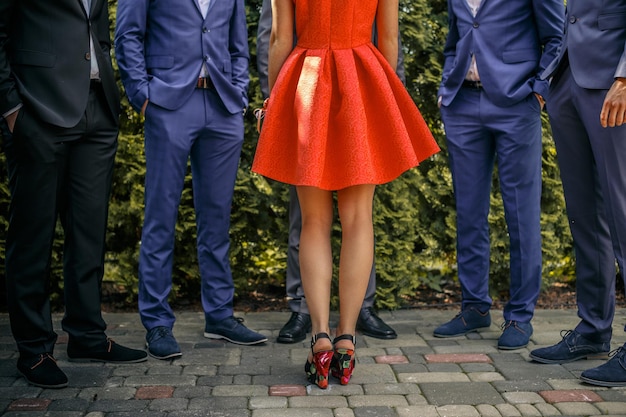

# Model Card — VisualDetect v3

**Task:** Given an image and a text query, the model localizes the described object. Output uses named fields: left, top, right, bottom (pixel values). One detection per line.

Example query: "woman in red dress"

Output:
left=252, top=0, right=439, bottom=388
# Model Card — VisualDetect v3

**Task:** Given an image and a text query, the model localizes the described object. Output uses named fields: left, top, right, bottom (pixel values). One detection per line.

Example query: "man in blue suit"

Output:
left=115, top=0, right=267, bottom=359
left=529, top=1, right=626, bottom=387
left=435, top=0, right=564, bottom=349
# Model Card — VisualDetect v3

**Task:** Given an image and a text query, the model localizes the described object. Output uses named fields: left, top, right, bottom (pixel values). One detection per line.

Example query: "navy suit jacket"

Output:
left=115, top=0, right=249, bottom=115
left=438, top=0, right=564, bottom=107
left=542, top=0, right=626, bottom=90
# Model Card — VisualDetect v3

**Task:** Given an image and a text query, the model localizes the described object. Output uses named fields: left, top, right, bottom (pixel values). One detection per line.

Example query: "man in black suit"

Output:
left=0, top=0, right=147, bottom=389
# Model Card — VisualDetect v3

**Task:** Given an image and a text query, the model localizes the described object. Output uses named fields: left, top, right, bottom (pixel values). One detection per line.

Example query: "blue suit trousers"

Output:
left=440, top=86, right=543, bottom=322
left=138, top=89, right=244, bottom=330
left=548, top=63, right=626, bottom=342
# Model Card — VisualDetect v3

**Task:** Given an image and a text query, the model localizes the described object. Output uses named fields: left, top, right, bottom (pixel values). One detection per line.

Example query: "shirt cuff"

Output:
left=3, top=103, right=23, bottom=119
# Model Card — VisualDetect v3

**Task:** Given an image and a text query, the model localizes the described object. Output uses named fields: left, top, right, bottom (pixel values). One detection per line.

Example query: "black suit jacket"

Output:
left=0, top=0, right=119, bottom=128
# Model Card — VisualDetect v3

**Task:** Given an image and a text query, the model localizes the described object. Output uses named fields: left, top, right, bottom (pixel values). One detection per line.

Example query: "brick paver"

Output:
left=0, top=308, right=624, bottom=416
left=7, top=398, right=51, bottom=412
left=538, top=389, right=604, bottom=403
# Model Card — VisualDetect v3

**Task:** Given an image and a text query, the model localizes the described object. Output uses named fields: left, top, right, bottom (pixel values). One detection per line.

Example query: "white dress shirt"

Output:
left=465, top=0, right=481, bottom=81
left=199, top=0, right=210, bottom=77
left=82, top=0, right=100, bottom=80
left=199, top=0, right=210, bottom=18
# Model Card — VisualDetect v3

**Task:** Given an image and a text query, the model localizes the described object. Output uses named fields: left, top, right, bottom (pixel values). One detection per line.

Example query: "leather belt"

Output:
left=196, top=77, right=215, bottom=90
left=462, top=79, right=483, bottom=89
left=89, top=78, right=102, bottom=90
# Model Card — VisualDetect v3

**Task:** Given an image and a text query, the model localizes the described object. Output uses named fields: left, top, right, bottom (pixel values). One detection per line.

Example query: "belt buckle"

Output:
left=197, top=77, right=212, bottom=90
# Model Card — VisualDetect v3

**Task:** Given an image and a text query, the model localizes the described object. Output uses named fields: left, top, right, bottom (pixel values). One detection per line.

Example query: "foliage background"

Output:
left=0, top=0, right=574, bottom=311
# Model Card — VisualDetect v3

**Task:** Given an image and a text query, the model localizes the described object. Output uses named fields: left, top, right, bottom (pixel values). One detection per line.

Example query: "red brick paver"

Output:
left=8, top=399, right=51, bottom=412
left=135, top=385, right=174, bottom=399
left=269, top=384, right=307, bottom=396
left=425, top=353, right=492, bottom=363
left=539, top=390, right=603, bottom=403
left=375, top=355, right=409, bottom=364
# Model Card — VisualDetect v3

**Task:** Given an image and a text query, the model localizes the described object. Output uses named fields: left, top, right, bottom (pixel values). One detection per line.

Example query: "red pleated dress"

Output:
left=252, top=0, right=440, bottom=191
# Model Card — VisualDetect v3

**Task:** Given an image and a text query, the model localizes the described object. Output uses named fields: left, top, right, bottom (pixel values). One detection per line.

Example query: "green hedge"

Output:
left=0, top=0, right=574, bottom=311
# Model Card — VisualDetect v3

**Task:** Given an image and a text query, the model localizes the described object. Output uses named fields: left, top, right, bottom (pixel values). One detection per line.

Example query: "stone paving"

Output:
left=1, top=308, right=626, bottom=417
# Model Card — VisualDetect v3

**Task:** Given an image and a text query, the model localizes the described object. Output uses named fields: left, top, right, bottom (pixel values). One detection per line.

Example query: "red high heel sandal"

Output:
left=304, top=333, right=333, bottom=389
left=331, top=334, right=356, bottom=385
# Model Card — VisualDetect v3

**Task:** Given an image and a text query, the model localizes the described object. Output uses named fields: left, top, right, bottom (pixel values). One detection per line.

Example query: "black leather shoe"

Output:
left=277, top=312, right=311, bottom=344
left=17, top=353, right=68, bottom=389
left=67, top=338, right=148, bottom=363
left=356, top=307, right=397, bottom=339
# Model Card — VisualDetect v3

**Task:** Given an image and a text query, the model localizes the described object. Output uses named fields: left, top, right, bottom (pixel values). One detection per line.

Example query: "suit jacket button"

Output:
left=85, top=52, right=91, bottom=60
left=473, top=22, right=479, bottom=28
left=569, top=16, right=577, bottom=24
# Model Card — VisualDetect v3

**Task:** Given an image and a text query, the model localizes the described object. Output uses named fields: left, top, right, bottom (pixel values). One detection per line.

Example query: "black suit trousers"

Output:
left=3, top=82, right=118, bottom=357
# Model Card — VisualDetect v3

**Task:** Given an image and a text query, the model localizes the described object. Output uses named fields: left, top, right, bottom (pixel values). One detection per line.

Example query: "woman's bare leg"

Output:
left=335, top=184, right=376, bottom=349
left=297, top=186, right=334, bottom=352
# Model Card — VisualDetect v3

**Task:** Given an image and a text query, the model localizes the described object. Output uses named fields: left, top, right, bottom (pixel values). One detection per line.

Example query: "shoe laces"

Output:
left=608, top=346, right=625, bottom=359
left=152, top=327, right=173, bottom=341
left=105, top=338, right=115, bottom=352
left=360, top=307, right=376, bottom=319
left=500, top=320, right=531, bottom=334
left=31, top=353, right=56, bottom=370
left=558, top=329, right=576, bottom=347
left=500, top=320, right=518, bottom=331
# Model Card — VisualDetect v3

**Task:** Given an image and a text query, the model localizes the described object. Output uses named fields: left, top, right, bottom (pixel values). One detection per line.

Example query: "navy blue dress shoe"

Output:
left=529, top=330, right=610, bottom=364
left=498, top=320, right=532, bottom=350
left=277, top=312, right=311, bottom=344
left=146, top=326, right=182, bottom=360
left=357, top=307, right=397, bottom=339
left=204, top=316, right=268, bottom=345
left=580, top=344, right=626, bottom=387
left=433, top=307, right=491, bottom=337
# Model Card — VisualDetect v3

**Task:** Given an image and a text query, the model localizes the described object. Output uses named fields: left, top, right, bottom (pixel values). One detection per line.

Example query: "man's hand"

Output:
left=600, top=77, right=626, bottom=128
left=141, top=99, right=149, bottom=117
left=4, top=109, right=19, bottom=133
left=534, top=93, right=545, bottom=111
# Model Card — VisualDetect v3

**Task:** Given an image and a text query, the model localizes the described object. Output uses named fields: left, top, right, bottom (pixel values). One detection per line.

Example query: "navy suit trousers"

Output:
left=138, top=89, right=244, bottom=330
left=548, top=63, right=626, bottom=342
left=440, top=86, right=543, bottom=322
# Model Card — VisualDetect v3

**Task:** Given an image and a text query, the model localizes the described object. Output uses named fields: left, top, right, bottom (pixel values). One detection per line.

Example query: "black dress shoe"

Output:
left=67, top=338, right=148, bottom=363
left=17, top=353, right=68, bottom=389
left=357, top=307, right=397, bottom=339
left=277, top=312, right=311, bottom=344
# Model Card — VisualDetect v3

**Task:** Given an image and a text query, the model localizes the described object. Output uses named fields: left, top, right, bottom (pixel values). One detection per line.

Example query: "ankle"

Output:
left=311, top=332, right=332, bottom=353
left=333, top=334, right=356, bottom=350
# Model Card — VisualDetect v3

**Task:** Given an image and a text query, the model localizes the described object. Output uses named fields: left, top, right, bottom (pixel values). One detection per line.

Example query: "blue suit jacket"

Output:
left=542, top=0, right=626, bottom=90
left=115, top=0, right=249, bottom=115
left=438, top=0, right=564, bottom=107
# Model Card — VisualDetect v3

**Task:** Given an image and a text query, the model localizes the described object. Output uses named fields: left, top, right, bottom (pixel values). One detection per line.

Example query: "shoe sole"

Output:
left=146, top=344, right=183, bottom=360
left=67, top=356, right=148, bottom=364
left=18, top=371, right=68, bottom=389
left=204, top=332, right=268, bottom=345
left=276, top=335, right=307, bottom=344
left=358, top=330, right=398, bottom=340
left=528, top=352, right=610, bottom=364
left=433, top=325, right=491, bottom=338
left=148, top=351, right=183, bottom=360
left=498, top=342, right=529, bottom=350
left=580, top=375, right=626, bottom=387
